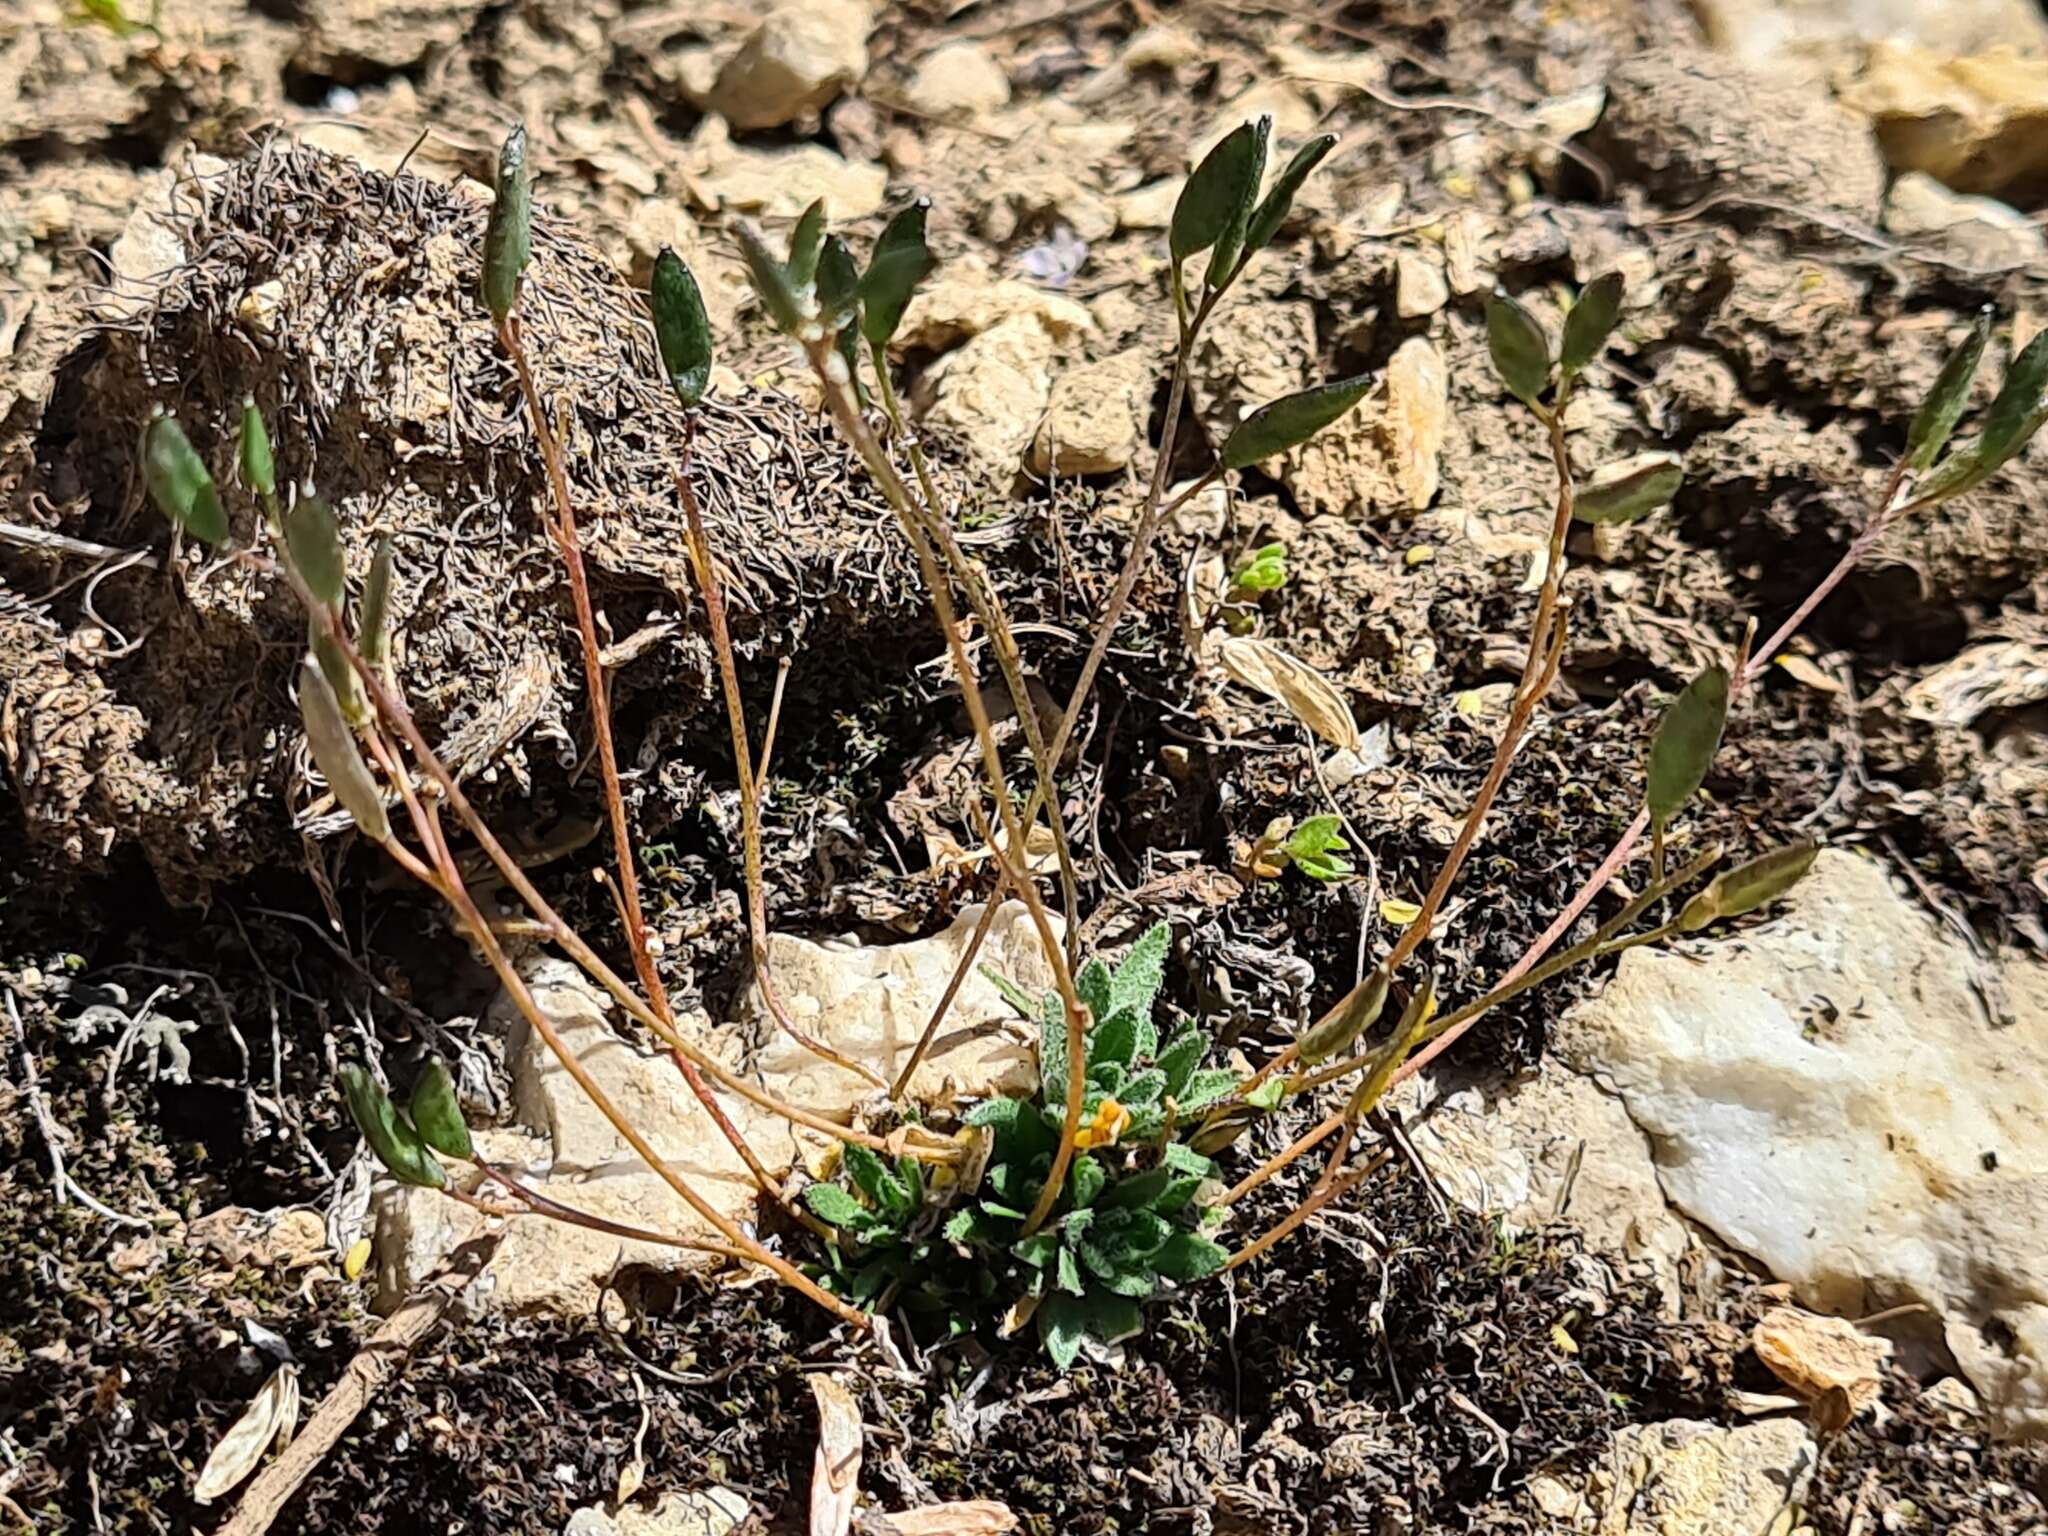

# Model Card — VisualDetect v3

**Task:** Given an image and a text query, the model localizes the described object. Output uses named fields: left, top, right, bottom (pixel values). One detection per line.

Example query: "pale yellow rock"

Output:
left=1753, top=1307, right=1892, bottom=1414
left=743, top=903, right=1060, bottom=1114
left=695, top=0, right=873, bottom=130
left=1277, top=337, right=1448, bottom=518
left=1883, top=169, right=2044, bottom=270
left=378, top=905, right=1056, bottom=1317
left=904, top=40, right=1011, bottom=118
left=1838, top=42, right=2048, bottom=196
left=1384, top=336, right=1448, bottom=510
left=920, top=315, right=1057, bottom=476
left=1395, top=251, right=1450, bottom=318
left=682, top=117, right=886, bottom=220
left=1399, top=1063, right=1691, bottom=1309
left=1697, top=0, right=2048, bottom=65
left=1114, top=179, right=1182, bottom=231
left=98, top=155, right=231, bottom=322
left=1030, top=348, right=1151, bottom=475
left=895, top=259, right=1095, bottom=351
left=1600, top=1420, right=1816, bottom=1536
left=1565, top=849, right=2048, bottom=1436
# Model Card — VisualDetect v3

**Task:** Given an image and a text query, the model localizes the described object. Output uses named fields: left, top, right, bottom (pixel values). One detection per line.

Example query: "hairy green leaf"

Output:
left=651, top=247, right=714, bottom=408
left=340, top=1065, right=443, bottom=1188
left=1221, top=376, right=1373, bottom=469
left=1906, top=309, right=1992, bottom=471
left=408, top=1056, right=473, bottom=1159
left=1677, top=841, right=1819, bottom=932
left=1153, top=1230, right=1228, bottom=1281
left=142, top=413, right=228, bottom=545
left=1559, top=271, right=1626, bottom=379
left=1171, top=118, right=1266, bottom=266
left=1039, top=990, right=1071, bottom=1107
left=1486, top=293, right=1551, bottom=408
left=1108, top=921, right=1172, bottom=1022
left=1156, top=1030, right=1207, bottom=1101
left=299, top=657, right=389, bottom=842
left=1069, top=1155, right=1106, bottom=1209
left=482, top=123, right=532, bottom=323
left=1056, top=1244, right=1085, bottom=1296
left=1117, top=1068, right=1165, bottom=1109
left=1242, top=133, right=1336, bottom=261
left=1076, top=957, right=1113, bottom=1024
left=805, top=1182, right=872, bottom=1230
left=859, top=199, right=934, bottom=348
left=1040, top=1293, right=1088, bottom=1369
left=842, top=1142, right=912, bottom=1221
left=239, top=397, right=275, bottom=501
left=1646, top=665, right=1729, bottom=828
left=1573, top=451, right=1683, bottom=526
left=1088, top=1007, right=1142, bottom=1073
left=285, top=493, right=346, bottom=606
left=1174, top=1068, right=1239, bottom=1115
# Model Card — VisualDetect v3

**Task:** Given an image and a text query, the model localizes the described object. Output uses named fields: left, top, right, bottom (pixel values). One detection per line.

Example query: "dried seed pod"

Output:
left=1298, top=965, right=1389, bottom=1066
left=298, top=656, right=388, bottom=841
left=1678, top=841, right=1819, bottom=931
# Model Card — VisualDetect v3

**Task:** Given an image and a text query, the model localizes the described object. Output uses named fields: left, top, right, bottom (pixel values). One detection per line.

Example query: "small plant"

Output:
left=804, top=924, right=1235, bottom=1365
left=1240, top=813, right=1352, bottom=883
left=132, top=116, right=2045, bottom=1386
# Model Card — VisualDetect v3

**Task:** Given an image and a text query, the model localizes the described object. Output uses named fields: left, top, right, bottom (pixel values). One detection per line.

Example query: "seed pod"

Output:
left=785, top=198, right=827, bottom=293
left=1558, top=271, right=1626, bottom=379
left=1646, top=665, right=1730, bottom=829
left=1298, top=965, right=1389, bottom=1066
left=482, top=124, right=532, bottom=323
left=1905, top=309, right=1991, bottom=472
left=651, top=247, right=714, bottom=408
left=299, top=656, right=389, bottom=842
left=734, top=221, right=805, bottom=338
left=359, top=535, right=395, bottom=674
left=1242, top=133, right=1336, bottom=261
left=340, top=1065, right=444, bottom=1188
left=285, top=492, right=345, bottom=607
left=1976, top=328, right=2048, bottom=474
left=1486, top=293, right=1551, bottom=409
left=1573, top=451, right=1683, bottom=526
left=859, top=199, right=933, bottom=349
left=408, top=1056, right=473, bottom=1159
left=1677, top=842, right=1819, bottom=932
left=1221, top=375, right=1373, bottom=469
left=1171, top=117, right=1265, bottom=266
left=239, top=397, right=276, bottom=501
left=142, top=412, right=229, bottom=545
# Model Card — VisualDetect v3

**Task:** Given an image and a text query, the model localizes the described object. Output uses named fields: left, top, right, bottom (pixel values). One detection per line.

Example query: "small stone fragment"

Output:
left=1395, top=251, right=1450, bottom=317
left=1030, top=348, right=1151, bottom=475
left=904, top=40, right=1010, bottom=118
left=696, top=0, right=874, bottom=130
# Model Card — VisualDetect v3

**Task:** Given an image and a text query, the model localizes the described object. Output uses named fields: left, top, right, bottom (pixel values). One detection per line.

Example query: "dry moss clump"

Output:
left=4, top=138, right=931, bottom=899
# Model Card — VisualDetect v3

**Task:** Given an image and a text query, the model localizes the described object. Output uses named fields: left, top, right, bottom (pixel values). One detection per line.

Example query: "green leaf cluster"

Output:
left=1281, top=814, right=1351, bottom=883
left=803, top=923, right=1234, bottom=1369
left=340, top=1057, right=474, bottom=1188
left=729, top=198, right=936, bottom=382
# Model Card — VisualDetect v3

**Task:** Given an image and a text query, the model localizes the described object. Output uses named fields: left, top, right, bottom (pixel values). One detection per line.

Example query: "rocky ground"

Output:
left=3, top=0, right=2047, bottom=1532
